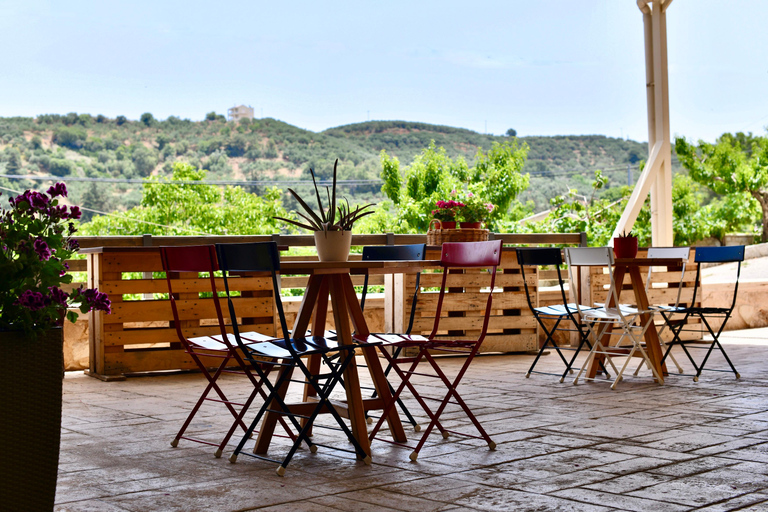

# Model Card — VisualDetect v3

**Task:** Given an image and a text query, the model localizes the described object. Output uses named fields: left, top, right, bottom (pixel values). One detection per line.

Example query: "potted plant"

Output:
left=613, top=230, right=639, bottom=259
left=0, top=183, right=111, bottom=510
left=458, top=193, right=495, bottom=229
left=430, top=199, right=464, bottom=229
left=274, top=159, right=374, bottom=261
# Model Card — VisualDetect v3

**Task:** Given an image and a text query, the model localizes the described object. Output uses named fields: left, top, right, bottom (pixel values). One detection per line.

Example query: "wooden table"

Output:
left=253, top=259, right=440, bottom=459
left=587, top=257, right=684, bottom=381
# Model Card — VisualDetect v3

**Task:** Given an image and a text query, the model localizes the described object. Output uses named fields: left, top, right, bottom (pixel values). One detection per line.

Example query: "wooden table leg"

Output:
left=302, top=278, right=329, bottom=432
left=628, top=266, right=668, bottom=378
left=328, top=274, right=371, bottom=459
left=340, top=274, right=407, bottom=443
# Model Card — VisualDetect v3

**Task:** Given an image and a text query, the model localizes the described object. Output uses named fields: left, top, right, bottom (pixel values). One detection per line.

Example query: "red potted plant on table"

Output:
left=430, top=199, right=464, bottom=229
left=0, top=183, right=111, bottom=510
left=613, top=230, right=639, bottom=259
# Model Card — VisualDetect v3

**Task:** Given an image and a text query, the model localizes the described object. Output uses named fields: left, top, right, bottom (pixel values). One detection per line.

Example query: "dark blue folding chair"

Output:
left=216, top=241, right=372, bottom=476
left=516, top=247, right=605, bottom=382
left=659, top=245, right=745, bottom=381
left=357, top=243, right=426, bottom=431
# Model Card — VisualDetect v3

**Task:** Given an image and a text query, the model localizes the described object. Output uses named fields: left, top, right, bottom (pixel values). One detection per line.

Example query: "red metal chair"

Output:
left=160, top=245, right=290, bottom=457
left=368, top=240, right=502, bottom=461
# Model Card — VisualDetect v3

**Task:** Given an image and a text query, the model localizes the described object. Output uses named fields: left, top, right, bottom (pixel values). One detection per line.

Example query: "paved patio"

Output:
left=57, top=329, right=768, bottom=511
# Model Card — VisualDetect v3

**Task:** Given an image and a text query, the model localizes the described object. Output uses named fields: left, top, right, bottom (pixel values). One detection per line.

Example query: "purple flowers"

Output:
left=16, top=290, right=47, bottom=311
left=1, top=182, right=111, bottom=337
left=71, top=287, right=112, bottom=314
left=48, top=286, right=69, bottom=306
left=34, top=238, right=52, bottom=261
left=47, top=183, right=68, bottom=198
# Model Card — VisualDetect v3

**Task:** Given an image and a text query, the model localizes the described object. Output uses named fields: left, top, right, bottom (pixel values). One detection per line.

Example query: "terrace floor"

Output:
left=57, top=328, right=768, bottom=511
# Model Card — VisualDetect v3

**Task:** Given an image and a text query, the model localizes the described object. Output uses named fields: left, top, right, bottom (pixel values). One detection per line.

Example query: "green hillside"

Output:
left=0, top=113, right=651, bottom=219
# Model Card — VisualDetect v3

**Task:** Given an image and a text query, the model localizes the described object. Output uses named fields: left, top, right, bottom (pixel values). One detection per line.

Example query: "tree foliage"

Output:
left=80, top=162, right=289, bottom=236
left=376, top=140, right=529, bottom=232
left=675, top=132, right=767, bottom=242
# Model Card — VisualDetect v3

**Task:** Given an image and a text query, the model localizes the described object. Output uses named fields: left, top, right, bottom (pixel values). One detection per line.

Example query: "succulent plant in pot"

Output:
left=274, top=159, right=374, bottom=260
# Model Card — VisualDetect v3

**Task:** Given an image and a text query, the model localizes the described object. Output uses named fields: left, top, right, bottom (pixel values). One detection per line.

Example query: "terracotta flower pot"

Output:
left=613, top=236, right=639, bottom=259
left=314, top=230, right=352, bottom=261
left=460, top=222, right=483, bottom=229
left=432, top=220, right=456, bottom=229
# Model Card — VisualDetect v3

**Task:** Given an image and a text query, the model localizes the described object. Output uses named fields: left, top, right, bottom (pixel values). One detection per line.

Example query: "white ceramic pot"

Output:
left=314, top=230, right=352, bottom=261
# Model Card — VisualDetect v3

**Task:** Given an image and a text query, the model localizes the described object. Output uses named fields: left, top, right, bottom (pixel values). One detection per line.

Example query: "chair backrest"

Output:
left=361, top=243, right=426, bottom=334
left=516, top=247, right=569, bottom=315
left=159, top=245, right=229, bottom=345
left=428, top=240, right=502, bottom=344
left=440, top=240, right=502, bottom=268
left=565, top=247, right=627, bottom=317
left=645, top=246, right=690, bottom=306
left=564, top=246, right=613, bottom=267
left=362, top=243, right=426, bottom=262
left=691, top=245, right=745, bottom=311
left=215, top=242, right=291, bottom=350
left=694, top=245, right=745, bottom=263
left=215, top=241, right=281, bottom=273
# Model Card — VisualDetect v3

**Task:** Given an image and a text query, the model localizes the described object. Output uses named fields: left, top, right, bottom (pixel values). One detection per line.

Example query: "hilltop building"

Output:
left=227, top=105, right=254, bottom=122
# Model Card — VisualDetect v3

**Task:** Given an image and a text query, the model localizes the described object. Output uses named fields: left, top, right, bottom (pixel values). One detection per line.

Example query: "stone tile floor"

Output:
left=56, top=329, right=768, bottom=511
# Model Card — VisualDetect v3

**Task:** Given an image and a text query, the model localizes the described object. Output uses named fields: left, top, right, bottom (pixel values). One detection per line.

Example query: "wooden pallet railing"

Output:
left=72, top=233, right=588, bottom=378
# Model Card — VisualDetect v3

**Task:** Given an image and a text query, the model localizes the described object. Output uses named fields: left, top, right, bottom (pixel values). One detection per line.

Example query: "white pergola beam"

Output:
left=614, top=0, right=674, bottom=246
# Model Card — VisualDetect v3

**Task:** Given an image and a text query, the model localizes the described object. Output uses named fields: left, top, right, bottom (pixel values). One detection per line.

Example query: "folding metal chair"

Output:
left=566, top=247, right=662, bottom=390
left=216, top=242, right=371, bottom=476
left=516, top=247, right=605, bottom=382
left=631, top=246, right=690, bottom=376
left=334, top=243, right=426, bottom=431
left=658, top=245, right=744, bottom=382
left=368, top=240, right=502, bottom=461
left=160, top=245, right=284, bottom=457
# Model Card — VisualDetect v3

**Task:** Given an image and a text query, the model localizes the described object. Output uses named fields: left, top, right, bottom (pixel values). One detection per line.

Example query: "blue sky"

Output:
left=1, top=0, right=766, bottom=143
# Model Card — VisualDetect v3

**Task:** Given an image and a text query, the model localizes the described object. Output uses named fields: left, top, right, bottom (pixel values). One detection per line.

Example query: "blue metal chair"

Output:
left=216, top=241, right=371, bottom=476
left=659, top=245, right=745, bottom=381
left=357, top=243, right=426, bottom=431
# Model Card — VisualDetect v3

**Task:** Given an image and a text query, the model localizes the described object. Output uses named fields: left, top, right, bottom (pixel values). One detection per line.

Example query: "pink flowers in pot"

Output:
left=431, top=191, right=496, bottom=225
left=431, top=199, right=465, bottom=222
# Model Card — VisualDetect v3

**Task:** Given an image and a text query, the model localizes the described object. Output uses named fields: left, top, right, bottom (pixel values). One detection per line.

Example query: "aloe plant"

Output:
left=274, top=159, right=374, bottom=232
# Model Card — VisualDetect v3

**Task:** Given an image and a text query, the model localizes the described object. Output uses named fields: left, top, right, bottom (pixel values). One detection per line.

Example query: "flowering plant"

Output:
left=0, top=183, right=111, bottom=338
left=431, top=199, right=465, bottom=222
left=457, top=193, right=495, bottom=223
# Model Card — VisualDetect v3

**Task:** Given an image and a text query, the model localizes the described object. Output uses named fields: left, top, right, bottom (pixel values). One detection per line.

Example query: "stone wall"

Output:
left=702, top=280, right=768, bottom=331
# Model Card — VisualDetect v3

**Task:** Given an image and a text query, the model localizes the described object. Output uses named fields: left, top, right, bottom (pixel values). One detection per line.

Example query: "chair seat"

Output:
left=360, top=333, right=429, bottom=345
left=594, top=302, right=642, bottom=315
left=582, top=305, right=648, bottom=322
left=534, top=303, right=594, bottom=317
left=650, top=304, right=686, bottom=313
left=188, top=331, right=281, bottom=351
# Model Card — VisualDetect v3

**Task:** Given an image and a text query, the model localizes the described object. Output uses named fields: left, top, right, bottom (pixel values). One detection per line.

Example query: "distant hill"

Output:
left=0, top=114, right=650, bottom=218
